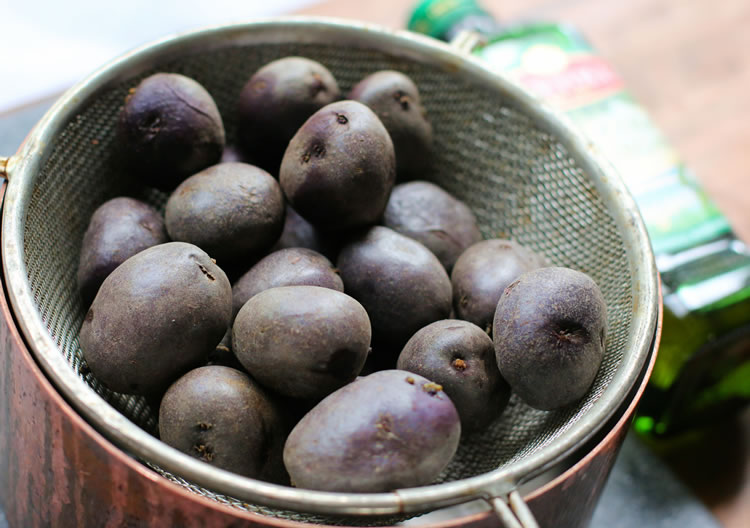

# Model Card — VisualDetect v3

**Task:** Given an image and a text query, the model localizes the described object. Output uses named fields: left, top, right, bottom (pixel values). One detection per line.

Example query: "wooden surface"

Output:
left=293, top=1, right=750, bottom=527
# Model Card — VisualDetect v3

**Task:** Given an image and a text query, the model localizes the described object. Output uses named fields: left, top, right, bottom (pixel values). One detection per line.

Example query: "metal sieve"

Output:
left=0, top=17, right=658, bottom=527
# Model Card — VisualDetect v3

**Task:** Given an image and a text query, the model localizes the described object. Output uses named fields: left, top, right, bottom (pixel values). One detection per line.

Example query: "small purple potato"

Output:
left=232, top=286, right=371, bottom=400
left=283, top=370, right=460, bottom=492
left=117, top=73, right=225, bottom=190
left=165, top=162, right=285, bottom=263
left=159, top=366, right=287, bottom=483
left=79, top=242, right=232, bottom=395
left=349, top=70, right=432, bottom=179
left=231, top=248, right=343, bottom=319
left=271, top=206, right=339, bottom=260
left=493, top=267, right=607, bottom=410
left=238, top=57, right=340, bottom=173
left=280, top=100, right=396, bottom=231
left=337, top=226, right=452, bottom=351
left=383, top=181, right=482, bottom=271
left=451, top=239, right=546, bottom=332
left=397, top=320, right=510, bottom=433
left=77, top=197, right=168, bottom=306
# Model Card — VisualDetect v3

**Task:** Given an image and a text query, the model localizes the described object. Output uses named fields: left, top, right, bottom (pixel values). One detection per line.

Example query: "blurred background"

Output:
left=0, top=0, right=319, bottom=113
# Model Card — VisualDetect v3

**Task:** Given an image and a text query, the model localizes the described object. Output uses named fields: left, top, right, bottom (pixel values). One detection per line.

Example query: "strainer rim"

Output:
left=1, top=16, right=658, bottom=516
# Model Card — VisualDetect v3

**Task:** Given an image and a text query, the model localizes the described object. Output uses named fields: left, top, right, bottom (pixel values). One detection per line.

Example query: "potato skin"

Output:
left=165, top=162, right=285, bottom=263
left=77, top=197, right=168, bottom=306
left=383, top=181, right=482, bottom=271
left=271, top=205, right=339, bottom=260
left=493, top=267, right=607, bottom=410
left=159, top=366, right=287, bottom=483
left=117, top=73, right=225, bottom=190
left=232, top=286, right=371, bottom=401
left=79, top=242, right=232, bottom=395
left=337, top=226, right=452, bottom=351
left=397, top=320, right=510, bottom=433
left=231, top=248, right=343, bottom=318
left=283, top=369, right=460, bottom=492
left=451, top=239, right=546, bottom=332
left=349, top=70, right=432, bottom=179
left=279, top=100, right=396, bottom=231
left=238, top=57, right=340, bottom=174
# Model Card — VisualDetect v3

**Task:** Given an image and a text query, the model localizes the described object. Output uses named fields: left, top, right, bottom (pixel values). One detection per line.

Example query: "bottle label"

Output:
left=409, top=0, right=491, bottom=39
left=476, top=28, right=731, bottom=256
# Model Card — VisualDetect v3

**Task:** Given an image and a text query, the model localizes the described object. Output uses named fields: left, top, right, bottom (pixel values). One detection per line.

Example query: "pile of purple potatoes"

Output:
left=77, top=57, right=607, bottom=492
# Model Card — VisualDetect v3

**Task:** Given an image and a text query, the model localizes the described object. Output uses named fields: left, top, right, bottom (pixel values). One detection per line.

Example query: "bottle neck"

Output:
left=408, top=0, right=505, bottom=42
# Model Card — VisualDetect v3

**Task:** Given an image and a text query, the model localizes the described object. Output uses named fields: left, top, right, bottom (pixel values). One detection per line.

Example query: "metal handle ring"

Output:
left=489, top=490, right=541, bottom=528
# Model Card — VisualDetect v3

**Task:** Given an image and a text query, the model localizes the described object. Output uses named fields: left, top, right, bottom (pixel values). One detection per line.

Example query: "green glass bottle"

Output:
left=409, top=0, right=750, bottom=436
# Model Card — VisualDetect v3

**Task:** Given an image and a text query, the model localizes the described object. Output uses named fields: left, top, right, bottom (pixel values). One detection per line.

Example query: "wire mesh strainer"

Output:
left=1, top=18, right=658, bottom=526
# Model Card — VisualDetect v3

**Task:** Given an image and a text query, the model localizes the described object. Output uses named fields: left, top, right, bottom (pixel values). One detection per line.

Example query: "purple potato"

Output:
left=283, top=370, right=460, bottom=492
left=271, top=205, right=340, bottom=260
left=451, top=239, right=546, bottom=332
left=231, top=248, right=343, bottom=319
left=279, top=100, right=396, bottom=231
left=383, top=181, right=482, bottom=271
left=238, top=57, right=340, bottom=174
left=159, top=366, right=287, bottom=483
left=397, top=320, right=510, bottom=433
left=164, top=162, right=285, bottom=263
left=493, top=267, right=607, bottom=410
left=79, top=242, right=231, bottom=395
left=117, top=73, right=225, bottom=190
left=232, top=286, right=371, bottom=401
left=77, top=197, right=168, bottom=306
left=349, top=70, right=432, bottom=179
left=337, top=226, right=452, bottom=352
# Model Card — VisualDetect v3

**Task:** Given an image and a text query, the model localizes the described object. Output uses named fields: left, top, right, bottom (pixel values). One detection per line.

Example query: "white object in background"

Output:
left=0, top=0, right=320, bottom=113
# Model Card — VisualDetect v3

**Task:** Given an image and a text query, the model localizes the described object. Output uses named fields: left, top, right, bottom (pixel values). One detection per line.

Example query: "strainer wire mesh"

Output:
left=11, top=23, right=643, bottom=526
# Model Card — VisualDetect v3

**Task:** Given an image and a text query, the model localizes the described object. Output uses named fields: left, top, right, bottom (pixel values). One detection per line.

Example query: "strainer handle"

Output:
left=487, top=490, right=541, bottom=528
